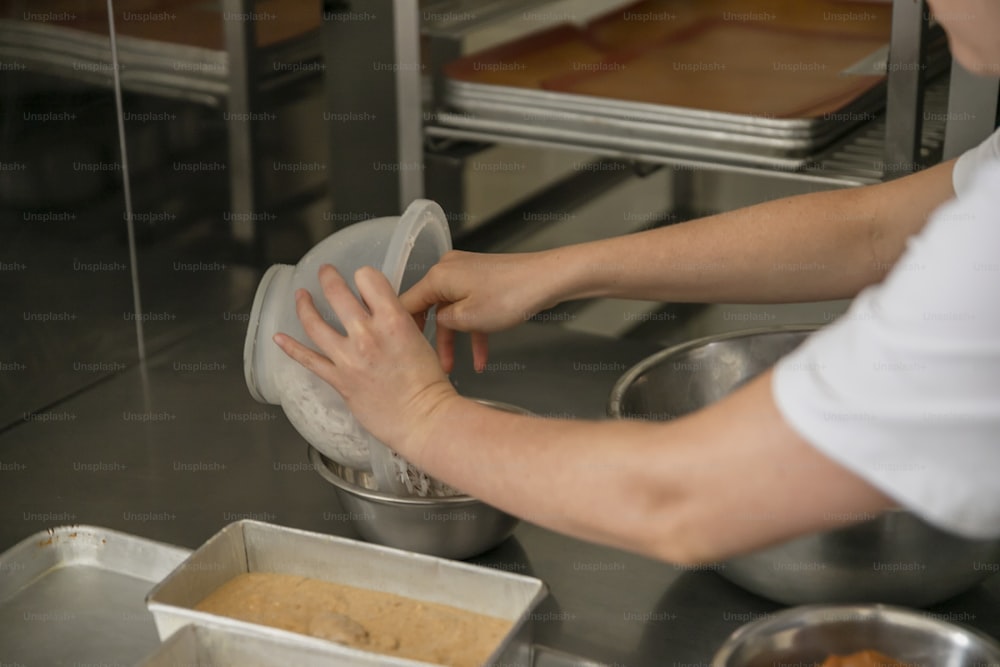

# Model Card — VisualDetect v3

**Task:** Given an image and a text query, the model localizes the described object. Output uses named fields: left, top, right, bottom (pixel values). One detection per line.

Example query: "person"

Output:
left=274, top=0, right=1000, bottom=564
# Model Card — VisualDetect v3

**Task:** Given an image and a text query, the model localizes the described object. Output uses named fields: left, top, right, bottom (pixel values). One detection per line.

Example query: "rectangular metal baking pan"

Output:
left=139, top=622, right=611, bottom=667
left=0, top=524, right=192, bottom=666
left=138, top=621, right=394, bottom=666
left=146, top=520, right=548, bottom=667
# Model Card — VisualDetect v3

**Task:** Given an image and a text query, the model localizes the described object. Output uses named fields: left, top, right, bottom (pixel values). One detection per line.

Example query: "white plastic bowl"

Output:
left=243, top=200, right=452, bottom=471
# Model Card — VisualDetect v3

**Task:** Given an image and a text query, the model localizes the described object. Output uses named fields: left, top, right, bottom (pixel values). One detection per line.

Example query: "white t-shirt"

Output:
left=772, top=129, right=1000, bottom=539
left=953, top=128, right=1000, bottom=197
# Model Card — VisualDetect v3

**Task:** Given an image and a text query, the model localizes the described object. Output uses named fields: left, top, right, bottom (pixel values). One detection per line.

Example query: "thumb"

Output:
left=399, top=274, right=444, bottom=316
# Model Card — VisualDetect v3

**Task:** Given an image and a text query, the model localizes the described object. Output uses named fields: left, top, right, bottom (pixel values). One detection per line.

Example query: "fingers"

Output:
left=471, top=332, right=490, bottom=373
left=413, top=311, right=429, bottom=336
left=399, top=272, right=444, bottom=317
left=435, top=319, right=456, bottom=374
left=353, top=265, right=404, bottom=318
left=318, top=265, right=370, bottom=330
left=295, top=289, right=345, bottom=355
left=273, top=333, right=339, bottom=387
left=311, top=264, right=482, bottom=376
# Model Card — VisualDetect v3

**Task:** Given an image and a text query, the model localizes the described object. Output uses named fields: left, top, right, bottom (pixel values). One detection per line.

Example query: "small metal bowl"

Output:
left=609, top=326, right=1000, bottom=605
left=712, top=604, right=1000, bottom=667
left=308, top=398, right=527, bottom=560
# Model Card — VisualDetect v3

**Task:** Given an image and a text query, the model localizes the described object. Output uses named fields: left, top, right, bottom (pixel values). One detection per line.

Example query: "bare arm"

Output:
left=275, top=266, right=894, bottom=564
left=402, top=159, right=957, bottom=370
left=554, top=158, right=958, bottom=304
left=407, top=370, right=893, bottom=564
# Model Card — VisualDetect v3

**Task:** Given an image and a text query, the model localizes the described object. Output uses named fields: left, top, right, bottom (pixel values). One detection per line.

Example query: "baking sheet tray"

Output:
left=542, top=22, right=887, bottom=119
left=0, top=17, right=321, bottom=105
left=441, top=0, right=893, bottom=126
left=147, top=520, right=548, bottom=667
left=440, top=42, right=948, bottom=166
left=584, top=0, right=895, bottom=50
left=444, top=30, right=948, bottom=138
left=433, top=110, right=813, bottom=169
left=446, top=79, right=885, bottom=137
left=0, top=525, right=191, bottom=667
left=439, top=0, right=947, bottom=163
left=0, top=0, right=320, bottom=50
left=443, top=88, right=884, bottom=155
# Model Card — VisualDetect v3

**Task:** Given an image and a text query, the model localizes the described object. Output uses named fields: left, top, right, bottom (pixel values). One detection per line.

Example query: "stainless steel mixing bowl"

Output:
left=309, top=398, right=526, bottom=560
left=609, top=326, right=1000, bottom=606
left=712, top=604, right=1000, bottom=667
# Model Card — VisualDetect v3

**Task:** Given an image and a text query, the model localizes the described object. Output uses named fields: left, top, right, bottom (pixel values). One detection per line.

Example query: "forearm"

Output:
left=546, top=160, right=957, bottom=304
left=410, top=396, right=697, bottom=561
left=402, top=373, right=893, bottom=565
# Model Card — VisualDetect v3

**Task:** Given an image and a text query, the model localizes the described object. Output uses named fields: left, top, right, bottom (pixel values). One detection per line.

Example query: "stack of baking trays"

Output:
left=0, top=522, right=597, bottom=666
left=0, top=0, right=320, bottom=105
left=437, top=0, right=949, bottom=170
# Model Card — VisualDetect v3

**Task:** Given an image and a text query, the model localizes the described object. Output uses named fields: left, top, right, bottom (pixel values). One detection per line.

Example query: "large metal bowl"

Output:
left=308, top=398, right=526, bottom=560
left=609, top=326, right=1000, bottom=606
left=712, top=604, right=1000, bottom=667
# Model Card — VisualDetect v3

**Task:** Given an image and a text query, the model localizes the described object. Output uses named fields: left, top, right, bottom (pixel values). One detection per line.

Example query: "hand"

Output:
left=400, top=249, right=559, bottom=373
left=273, top=264, right=459, bottom=457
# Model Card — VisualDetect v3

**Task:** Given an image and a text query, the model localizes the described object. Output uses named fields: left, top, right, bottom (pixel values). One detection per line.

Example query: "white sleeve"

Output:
left=953, top=127, right=1000, bottom=198
left=772, top=162, right=1000, bottom=539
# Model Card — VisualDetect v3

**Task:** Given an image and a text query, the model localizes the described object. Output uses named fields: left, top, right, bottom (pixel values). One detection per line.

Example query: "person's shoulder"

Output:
left=953, top=126, right=1000, bottom=197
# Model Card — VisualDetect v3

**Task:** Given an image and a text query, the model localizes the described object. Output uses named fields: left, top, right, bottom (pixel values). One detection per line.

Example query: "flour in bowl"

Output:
left=277, top=358, right=460, bottom=497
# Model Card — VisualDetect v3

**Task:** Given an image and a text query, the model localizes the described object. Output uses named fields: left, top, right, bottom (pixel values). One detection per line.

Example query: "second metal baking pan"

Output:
left=146, top=520, right=548, bottom=666
left=0, top=525, right=191, bottom=666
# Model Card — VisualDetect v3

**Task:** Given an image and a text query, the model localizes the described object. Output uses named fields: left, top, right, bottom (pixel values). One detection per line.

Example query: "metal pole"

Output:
left=322, top=0, right=424, bottom=224
left=223, top=0, right=259, bottom=244
left=883, top=0, right=928, bottom=179
left=942, top=60, right=1000, bottom=159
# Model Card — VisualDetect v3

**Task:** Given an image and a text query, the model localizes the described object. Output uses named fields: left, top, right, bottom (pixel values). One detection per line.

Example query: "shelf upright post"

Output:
left=942, top=60, right=1000, bottom=159
left=322, top=0, right=424, bottom=226
left=222, top=0, right=261, bottom=248
left=883, top=0, right=929, bottom=179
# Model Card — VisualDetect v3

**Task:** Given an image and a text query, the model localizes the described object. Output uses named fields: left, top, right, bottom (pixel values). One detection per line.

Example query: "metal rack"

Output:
left=323, top=0, right=998, bottom=228
left=426, top=75, right=951, bottom=188
left=0, top=0, right=324, bottom=247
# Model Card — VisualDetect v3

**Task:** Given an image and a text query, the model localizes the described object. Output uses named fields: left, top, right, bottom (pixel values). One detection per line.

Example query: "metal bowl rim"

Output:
left=308, top=397, right=531, bottom=507
left=608, top=324, right=821, bottom=418
left=711, top=603, right=1000, bottom=665
left=308, top=445, right=485, bottom=507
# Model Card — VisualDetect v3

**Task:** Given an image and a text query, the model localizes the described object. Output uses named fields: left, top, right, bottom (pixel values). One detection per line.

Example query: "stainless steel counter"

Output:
left=1, top=321, right=998, bottom=666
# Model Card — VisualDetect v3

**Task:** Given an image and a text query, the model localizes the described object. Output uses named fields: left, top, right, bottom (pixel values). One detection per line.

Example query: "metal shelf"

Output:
left=0, top=16, right=321, bottom=106
left=420, top=0, right=951, bottom=188
left=425, top=75, right=950, bottom=188
left=1, top=0, right=325, bottom=251
left=320, top=0, right=985, bottom=227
